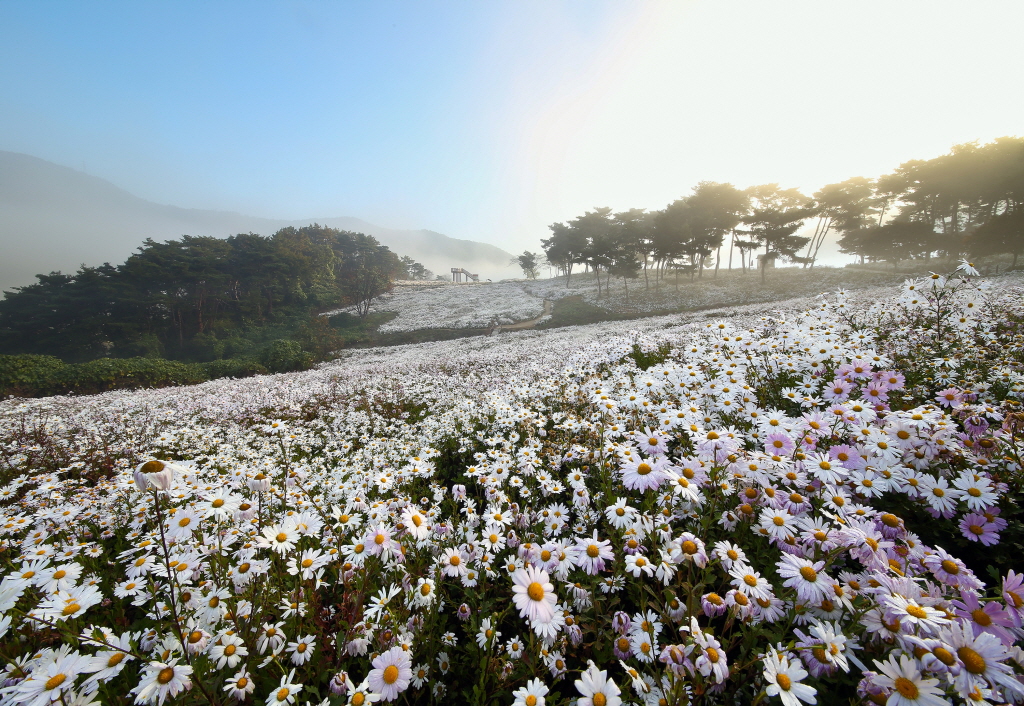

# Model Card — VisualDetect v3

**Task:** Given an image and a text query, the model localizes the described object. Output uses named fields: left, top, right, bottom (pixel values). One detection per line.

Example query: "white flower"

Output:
left=871, top=654, right=947, bottom=706
left=511, top=566, right=557, bottom=624
left=512, top=677, right=549, bottom=706
left=367, top=646, right=412, bottom=702
left=209, top=634, right=248, bottom=669
left=8, top=647, right=90, bottom=706
left=763, top=648, right=816, bottom=706
left=265, top=669, right=303, bottom=705
left=130, top=660, right=194, bottom=705
left=134, top=460, right=176, bottom=491
left=287, top=634, right=316, bottom=666
left=574, top=660, right=621, bottom=706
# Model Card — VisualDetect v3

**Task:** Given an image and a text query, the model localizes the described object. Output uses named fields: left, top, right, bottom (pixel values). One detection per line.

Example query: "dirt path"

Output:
left=493, top=299, right=552, bottom=333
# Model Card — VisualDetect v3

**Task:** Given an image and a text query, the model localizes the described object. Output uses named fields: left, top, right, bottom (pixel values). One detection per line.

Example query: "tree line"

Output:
left=0, top=225, right=422, bottom=363
left=540, top=136, right=1024, bottom=291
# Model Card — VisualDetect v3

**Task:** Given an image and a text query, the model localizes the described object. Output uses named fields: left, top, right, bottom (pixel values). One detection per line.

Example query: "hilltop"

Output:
left=0, top=151, right=519, bottom=292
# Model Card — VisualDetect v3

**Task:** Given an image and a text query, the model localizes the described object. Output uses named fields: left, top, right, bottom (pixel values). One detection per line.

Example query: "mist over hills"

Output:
left=0, top=151, right=519, bottom=292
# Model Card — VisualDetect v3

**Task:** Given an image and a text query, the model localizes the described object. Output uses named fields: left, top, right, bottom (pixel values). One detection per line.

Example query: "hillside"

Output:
left=0, top=267, right=1021, bottom=704
left=0, top=151, right=519, bottom=292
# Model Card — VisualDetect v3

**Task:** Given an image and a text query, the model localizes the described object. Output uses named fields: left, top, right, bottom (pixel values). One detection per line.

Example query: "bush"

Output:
left=52, top=357, right=207, bottom=395
left=202, top=357, right=267, bottom=379
left=260, top=339, right=313, bottom=373
left=0, top=354, right=66, bottom=396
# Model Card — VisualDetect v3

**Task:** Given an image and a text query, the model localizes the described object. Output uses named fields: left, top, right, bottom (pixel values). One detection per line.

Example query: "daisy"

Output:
left=209, top=634, right=247, bottom=670
left=346, top=678, right=382, bottom=706
left=9, top=647, right=90, bottom=706
left=573, top=534, right=614, bottom=574
left=758, top=507, right=797, bottom=541
left=619, top=456, right=667, bottom=492
left=476, top=617, right=501, bottom=649
left=511, top=566, right=557, bottom=624
left=410, top=576, right=437, bottom=606
left=952, top=473, right=998, bottom=511
left=623, top=553, right=655, bottom=578
left=131, top=660, right=194, bottom=705
left=870, top=654, right=947, bottom=706
left=164, top=507, right=203, bottom=540
left=367, top=646, right=412, bottom=702
left=958, top=513, right=1000, bottom=546
left=729, top=564, right=772, bottom=601
left=763, top=648, right=817, bottom=706
left=883, top=595, right=949, bottom=636
left=604, top=498, right=637, bottom=529
left=943, top=619, right=1024, bottom=702
left=506, top=636, right=524, bottom=659
left=410, top=663, right=429, bottom=689
left=266, top=669, right=303, bottom=705
left=224, top=669, right=256, bottom=701
left=512, top=678, right=549, bottom=706
left=777, top=555, right=833, bottom=603
left=259, top=523, right=299, bottom=554
left=287, top=634, right=316, bottom=666
left=574, top=660, right=622, bottom=706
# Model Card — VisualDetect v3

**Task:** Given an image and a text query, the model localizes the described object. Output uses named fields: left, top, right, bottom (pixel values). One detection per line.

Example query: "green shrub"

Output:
left=260, top=339, right=313, bottom=373
left=0, top=354, right=66, bottom=396
left=202, top=358, right=267, bottom=379
left=52, top=357, right=207, bottom=395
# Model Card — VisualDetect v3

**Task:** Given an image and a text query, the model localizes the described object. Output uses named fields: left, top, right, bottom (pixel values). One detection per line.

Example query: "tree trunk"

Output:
left=714, top=246, right=721, bottom=278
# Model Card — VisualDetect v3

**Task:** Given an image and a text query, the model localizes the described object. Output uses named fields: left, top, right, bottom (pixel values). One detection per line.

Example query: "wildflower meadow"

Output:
left=0, top=262, right=1022, bottom=706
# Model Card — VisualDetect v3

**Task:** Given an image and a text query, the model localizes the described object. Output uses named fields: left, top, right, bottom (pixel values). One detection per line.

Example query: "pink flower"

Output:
left=764, top=431, right=796, bottom=457
left=935, top=387, right=963, bottom=408
left=958, top=513, right=1000, bottom=546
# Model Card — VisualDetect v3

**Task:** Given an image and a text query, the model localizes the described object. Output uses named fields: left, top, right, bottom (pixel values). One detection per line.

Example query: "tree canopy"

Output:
left=0, top=225, right=406, bottom=362
left=542, top=137, right=1024, bottom=286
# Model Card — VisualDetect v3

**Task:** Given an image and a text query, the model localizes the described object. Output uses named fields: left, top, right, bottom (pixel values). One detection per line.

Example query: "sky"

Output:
left=2, top=1, right=1022, bottom=259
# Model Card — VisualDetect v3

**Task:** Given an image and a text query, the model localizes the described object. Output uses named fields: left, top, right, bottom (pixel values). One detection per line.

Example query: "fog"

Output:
left=1, top=0, right=1020, bottom=285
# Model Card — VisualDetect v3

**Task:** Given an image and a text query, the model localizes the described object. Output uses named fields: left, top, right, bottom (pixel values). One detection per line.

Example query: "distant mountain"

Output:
left=0, top=151, right=518, bottom=292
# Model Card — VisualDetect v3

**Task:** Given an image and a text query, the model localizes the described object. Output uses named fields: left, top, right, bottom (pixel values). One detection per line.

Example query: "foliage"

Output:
left=544, top=137, right=1024, bottom=284
left=513, top=251, right=541, bottom=280
left=0, top=225, right=403, bottom=363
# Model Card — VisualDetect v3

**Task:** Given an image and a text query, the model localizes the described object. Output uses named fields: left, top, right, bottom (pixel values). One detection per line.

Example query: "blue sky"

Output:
left=2, top=1, right=1022, bottom=256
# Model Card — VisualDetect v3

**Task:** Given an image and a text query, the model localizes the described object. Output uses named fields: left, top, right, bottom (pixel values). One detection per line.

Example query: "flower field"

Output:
left=329, top=282, right=546, bottom=333
left=0, top=263, right=1023, bottom=705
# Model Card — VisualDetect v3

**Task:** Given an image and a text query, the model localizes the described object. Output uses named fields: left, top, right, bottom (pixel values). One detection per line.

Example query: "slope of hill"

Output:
left=0, top=151, right=518, bottom=292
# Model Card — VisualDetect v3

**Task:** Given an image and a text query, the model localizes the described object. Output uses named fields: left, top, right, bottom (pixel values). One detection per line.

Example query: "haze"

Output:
left=1, top=0, right=1021, bottom=260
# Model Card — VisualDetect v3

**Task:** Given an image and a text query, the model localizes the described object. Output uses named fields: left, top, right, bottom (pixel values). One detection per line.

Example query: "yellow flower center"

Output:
left=775, top=673, right=791, bottom=691
left=527, top=582, right=545, bottom=601
left=958, top=647, right=986, bottom=675
left=905, top=605, right=928, bottom=620
left=799, top=566, right=817, bottom=582
left=971, top=609, right=992, bottom=626
left=383, top=664, right=399, bottom=684
left=894, top=677, right=918, bottom=698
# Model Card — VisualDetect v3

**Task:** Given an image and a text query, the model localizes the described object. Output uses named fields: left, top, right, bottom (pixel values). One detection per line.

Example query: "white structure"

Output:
left=451, top=267, right=479, bottom=282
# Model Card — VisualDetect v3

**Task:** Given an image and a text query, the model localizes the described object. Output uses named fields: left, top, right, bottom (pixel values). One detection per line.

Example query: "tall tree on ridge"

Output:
left=741, top=184, right=815, bottom=282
